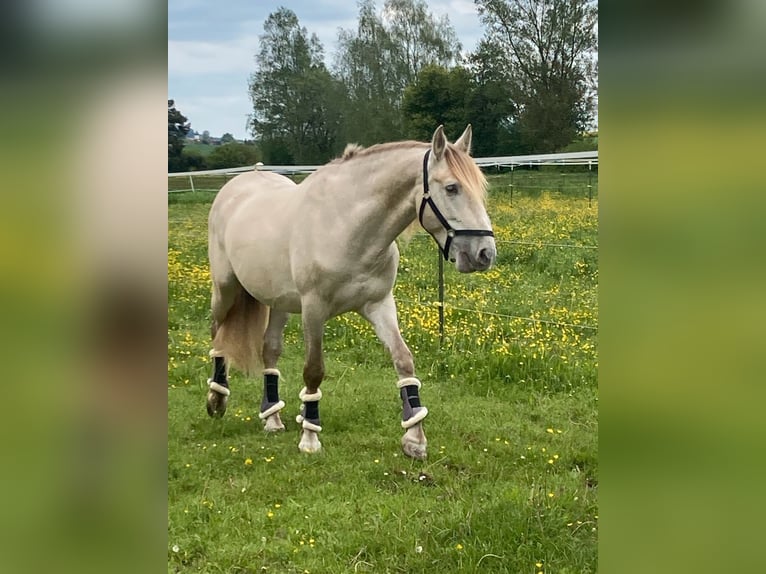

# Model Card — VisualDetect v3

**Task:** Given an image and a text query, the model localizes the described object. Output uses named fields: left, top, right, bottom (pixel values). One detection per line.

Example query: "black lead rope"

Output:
left=418, top=149, right=495, bottom=261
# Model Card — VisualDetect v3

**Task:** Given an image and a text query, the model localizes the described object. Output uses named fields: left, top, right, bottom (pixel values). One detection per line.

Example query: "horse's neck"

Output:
left=309, top=147, right=424, bottom=256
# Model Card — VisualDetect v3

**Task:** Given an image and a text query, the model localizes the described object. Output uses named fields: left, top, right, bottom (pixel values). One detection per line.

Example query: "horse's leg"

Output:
left=206, top=278, right=239, bottom=417
left=296, top=303, right=326, bottom=453
left=360, top=295, right=428, bottom=460
left=259, top=310, right=289, bottom=432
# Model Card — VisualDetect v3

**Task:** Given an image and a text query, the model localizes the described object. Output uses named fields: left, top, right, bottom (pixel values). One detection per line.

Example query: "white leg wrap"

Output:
left=401, top=407, right=428, bottom=429
left=398, top=377, right=426, bottom=427
left=302, top=420, right=322, bottom=432
left=258, top=400, right=286, bottom=419
left=207, top=379, right=230, bottom=396
left=296, top=387, right=322, bottom=425
left=263, top=368, right=281, bottom=377
left=396, top=377, right=421, bottom=389
left=298, top=387, right=323, bottom=402
left=209, top=349, right=226, bottom=358
left=297, top=385, right=323, bottom=451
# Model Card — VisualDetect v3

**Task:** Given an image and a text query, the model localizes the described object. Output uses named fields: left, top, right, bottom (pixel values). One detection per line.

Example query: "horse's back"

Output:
left=210, top=170, right=297, bottom=230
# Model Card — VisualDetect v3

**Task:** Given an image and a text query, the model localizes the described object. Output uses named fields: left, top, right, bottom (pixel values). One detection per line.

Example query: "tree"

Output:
left=335, top=0, right=400, bottom=144
left=465, top=39, right=524, bottom=155
left=221, top=132, right=235, bottom=144
left=207, top=143, right=259, bottom=170
left=402, top=62, right=522, bottom=156
left=180, top=148, right=207, bottom=171
left=168, top=99, right=190, bottom=172
left=248, top=8, right=344, bottom=163
left=475, top=0, right=597, bottom=152
left=335, top=0, right=461, bottom=145
left=201, top=130, right=211, bottom=144
left=384, top=0, right=462, bottom=87
left=402, top=65, right=472, bottom=142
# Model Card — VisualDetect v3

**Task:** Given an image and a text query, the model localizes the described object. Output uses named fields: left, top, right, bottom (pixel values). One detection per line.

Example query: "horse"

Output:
left=205, top=125, right=496, bottom=460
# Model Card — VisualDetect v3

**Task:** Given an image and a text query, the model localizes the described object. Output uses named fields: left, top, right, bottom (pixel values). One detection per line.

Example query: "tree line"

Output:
left=169, top=0, right=597, bottom=171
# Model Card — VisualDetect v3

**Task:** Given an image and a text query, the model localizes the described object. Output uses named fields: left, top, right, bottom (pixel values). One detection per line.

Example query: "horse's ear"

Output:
left=431, top=125, right=447, bottom=161
left=454, top=124, right=472, bottom=155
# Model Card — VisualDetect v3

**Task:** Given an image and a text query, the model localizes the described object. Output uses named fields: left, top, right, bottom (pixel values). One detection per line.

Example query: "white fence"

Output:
left=167, top=151, right=598, bottom=193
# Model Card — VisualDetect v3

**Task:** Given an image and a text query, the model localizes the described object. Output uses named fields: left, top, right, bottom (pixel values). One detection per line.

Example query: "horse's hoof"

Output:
left=298, top=430, right=322, bottom=453
left=402, top=435, right=427, bottom=460
left=262, top=412, right=285, bottom=432
left=206, top=390, right=228, bottom=418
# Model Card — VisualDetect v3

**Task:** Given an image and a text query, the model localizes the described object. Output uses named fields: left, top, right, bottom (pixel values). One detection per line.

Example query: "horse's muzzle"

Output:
left=455, top=241, right=496, bottom=273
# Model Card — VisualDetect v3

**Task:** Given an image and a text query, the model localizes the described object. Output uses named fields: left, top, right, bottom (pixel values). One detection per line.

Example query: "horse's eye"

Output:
left=445, top=183, right=458, bottom=195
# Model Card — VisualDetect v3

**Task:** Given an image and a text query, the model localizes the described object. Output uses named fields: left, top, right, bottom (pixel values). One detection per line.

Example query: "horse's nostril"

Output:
left=478, top=248, right=491, bottom=265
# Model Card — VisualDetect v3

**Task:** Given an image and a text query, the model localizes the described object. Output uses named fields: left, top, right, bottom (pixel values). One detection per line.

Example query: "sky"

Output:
left=168, top=0, right=486, bottom=140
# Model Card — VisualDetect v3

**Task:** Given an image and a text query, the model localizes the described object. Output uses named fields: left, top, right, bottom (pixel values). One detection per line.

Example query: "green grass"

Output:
left=169, top=175, right=234, bottom=194
left=168, top=174, right=598, bottom=573
left=487, top=169, right=598, bottom=201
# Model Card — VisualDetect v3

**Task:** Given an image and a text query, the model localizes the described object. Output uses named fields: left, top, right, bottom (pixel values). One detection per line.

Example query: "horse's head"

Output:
left=417, top=125, right=497, bottom=273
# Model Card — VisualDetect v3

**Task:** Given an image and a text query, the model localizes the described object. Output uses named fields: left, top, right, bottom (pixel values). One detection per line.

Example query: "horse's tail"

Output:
left=212, top=287, right=270, bottom=376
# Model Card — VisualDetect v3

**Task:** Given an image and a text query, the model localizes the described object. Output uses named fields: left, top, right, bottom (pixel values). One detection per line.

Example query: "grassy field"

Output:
left=168, top=171, right=598, bottom=573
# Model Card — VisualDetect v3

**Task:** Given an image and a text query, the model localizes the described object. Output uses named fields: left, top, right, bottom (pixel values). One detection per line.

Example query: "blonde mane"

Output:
left=333, top=140, right=428, bottom=164
left=341, top=143, right=365, bottom=160
left=329, top=139, right=487, bottom=204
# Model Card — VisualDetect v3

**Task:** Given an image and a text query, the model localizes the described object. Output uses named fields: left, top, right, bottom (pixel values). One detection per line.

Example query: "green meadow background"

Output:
left=168, top=172, right=598, bottom=573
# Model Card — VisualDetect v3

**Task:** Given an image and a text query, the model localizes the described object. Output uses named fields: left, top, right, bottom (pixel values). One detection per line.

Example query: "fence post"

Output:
left=510, top=165, right=514, bottom=206
left=188, top=174, right=195, bottom=193
left=438, top=248, right=445, bottom=347
left=588, top=161, right=593, bottom=207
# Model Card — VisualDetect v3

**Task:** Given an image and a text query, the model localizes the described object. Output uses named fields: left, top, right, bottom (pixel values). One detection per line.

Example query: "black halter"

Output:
left=418, top=149, right=495, bottom=261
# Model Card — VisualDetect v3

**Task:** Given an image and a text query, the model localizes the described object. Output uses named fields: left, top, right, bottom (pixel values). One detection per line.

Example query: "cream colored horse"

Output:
left=206, top=125, right=495, bottom=459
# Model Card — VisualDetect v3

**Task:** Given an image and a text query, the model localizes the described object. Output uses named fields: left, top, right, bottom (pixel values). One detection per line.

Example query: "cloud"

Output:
left=168, top=36, right=259, bottom=76
left=434, top=0, right=484, bottom=52
left=167, top=0, right=488, bottom=137
left=179, top=94, right=248, bottom=115
left=235, top=15, right=356, bottom=59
